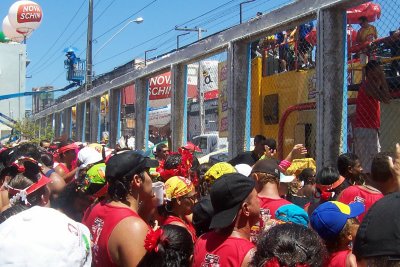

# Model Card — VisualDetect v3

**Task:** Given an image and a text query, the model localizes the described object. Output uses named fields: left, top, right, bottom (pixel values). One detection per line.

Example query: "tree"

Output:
left=10, top=118, right=54, bottom=144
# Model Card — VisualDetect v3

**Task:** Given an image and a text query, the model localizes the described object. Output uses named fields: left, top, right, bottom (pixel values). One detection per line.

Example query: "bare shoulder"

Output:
left=346, top=252, right=357, bottom=267
left=54, top=165, right=66, bottom=175
left=108, top=216, right=149, bottom=266
left=241, top=248, right=256, bottom=267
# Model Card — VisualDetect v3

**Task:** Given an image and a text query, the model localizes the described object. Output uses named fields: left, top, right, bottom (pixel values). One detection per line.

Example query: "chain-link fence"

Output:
left=120, top=83, right=136, bottom=149
left=250, top=20, right=317, bottom=162
left=187, top=53, right=229, bottom=164
left=32, top=0, right=400, bottom=174
left=346, top=0, right=400, bottom=172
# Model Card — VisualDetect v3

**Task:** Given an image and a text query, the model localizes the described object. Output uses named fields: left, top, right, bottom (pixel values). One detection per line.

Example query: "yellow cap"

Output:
left=204, top=162, right=236, bottom=184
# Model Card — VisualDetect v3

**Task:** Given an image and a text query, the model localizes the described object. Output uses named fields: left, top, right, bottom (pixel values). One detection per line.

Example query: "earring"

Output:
left=348, top=241, right=353, bottom=250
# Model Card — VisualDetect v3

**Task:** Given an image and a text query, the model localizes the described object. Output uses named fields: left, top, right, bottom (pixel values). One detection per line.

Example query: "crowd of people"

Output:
left=0, top=133, right=399, bottom=267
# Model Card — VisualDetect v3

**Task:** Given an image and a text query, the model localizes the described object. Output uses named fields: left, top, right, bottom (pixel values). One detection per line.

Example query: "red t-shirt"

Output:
left=192, top=231, right=255, bottom=267
left=163, top=215, right=197, bottom=242
left=354, top=82, right=380, bottom=129
left=82, top=202, right=147, bottom=267
left=338, top=185, right=383, bottom=222
left=257, top=196, right=292, bottom=219
left=326, top=250, right=351, bottom=267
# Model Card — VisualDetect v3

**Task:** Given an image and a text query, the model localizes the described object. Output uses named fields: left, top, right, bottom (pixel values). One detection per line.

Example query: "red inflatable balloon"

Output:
left=347, top=2, right=381, bottom=24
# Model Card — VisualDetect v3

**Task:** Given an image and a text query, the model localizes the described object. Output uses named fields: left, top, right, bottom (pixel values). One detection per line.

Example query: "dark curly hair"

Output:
left=138, top=224, right=194, bottom=267
left=164, top=154, right=182, bottom=170
left=251, top=223, right=327, bottom=267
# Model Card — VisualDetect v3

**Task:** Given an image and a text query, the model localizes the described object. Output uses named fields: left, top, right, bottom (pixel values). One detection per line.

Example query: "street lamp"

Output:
left=94, top=17, right=144, bottom=57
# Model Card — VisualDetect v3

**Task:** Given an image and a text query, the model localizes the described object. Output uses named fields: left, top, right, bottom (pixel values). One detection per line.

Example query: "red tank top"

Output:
left=192, top=231, right=255, bottom=267
left=326, top=250, right=351, bottom=267
left=82, top=202, right=144, bottom=267
left=257, top=196, right=292, bottom=219
left=57, top=162, right=71, bottom=174
left=163, top=215, right=197, bottom=242
left=355, top=82, right=380, bottom=129
left=338, top=185, right=383, bottom=222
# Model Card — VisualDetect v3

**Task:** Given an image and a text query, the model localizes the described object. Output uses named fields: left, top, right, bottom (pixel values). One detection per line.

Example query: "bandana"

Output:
left=165, top=176, right=194, bottom=200
left=204, top=162, right=236, bottom=183
left=58, top=144, right=79, bottom=155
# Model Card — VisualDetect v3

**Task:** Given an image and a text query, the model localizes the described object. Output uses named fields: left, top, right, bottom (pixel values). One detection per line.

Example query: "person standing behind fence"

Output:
left=298, top=21, right=314, bottom=68
left=354, top=60, right=391, bottom=173
left=228, top=135, right=266, bottom=166
left=356, top=16, right=378, bottom=65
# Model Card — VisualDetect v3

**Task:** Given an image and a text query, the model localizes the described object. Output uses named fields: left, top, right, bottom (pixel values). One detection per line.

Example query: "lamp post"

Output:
left=94, top=17, right=144, bottom=58
left=240, top=0, right=255, bottom=24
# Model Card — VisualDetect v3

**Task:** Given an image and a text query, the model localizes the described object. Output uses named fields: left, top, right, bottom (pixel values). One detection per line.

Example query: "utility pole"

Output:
left=177, top=32, right=190, bottom=49
left=144, top=48, right=157, bottom=66
left=240, top=0, right=255, bottom=24
left=175, top=26, right=207, bottom=134
left=85, top=0, right=94, bottom=92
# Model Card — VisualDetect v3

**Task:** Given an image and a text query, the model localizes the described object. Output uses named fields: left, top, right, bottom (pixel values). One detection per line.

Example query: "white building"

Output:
left=0, top=43, right=27, bottom=138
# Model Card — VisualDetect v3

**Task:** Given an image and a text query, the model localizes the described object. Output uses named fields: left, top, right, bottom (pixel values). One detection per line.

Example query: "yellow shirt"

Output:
left=357, top=25, right=377, bottom=43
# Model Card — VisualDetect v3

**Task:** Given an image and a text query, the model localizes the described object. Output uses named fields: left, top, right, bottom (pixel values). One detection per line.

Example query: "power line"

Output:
left=94, top=0, right=242, bottom=66
left=27, top=0, right=87, bottom=71
left=29, top=0, right=104, bottom=76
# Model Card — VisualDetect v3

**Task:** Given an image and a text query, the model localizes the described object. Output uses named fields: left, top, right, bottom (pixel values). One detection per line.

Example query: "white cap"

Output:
left=235, top=164, right=252, bottom=177
left=0, top=206, right=92, bottom=267
left=280, top=173, right=296, bottom=183
left=78, top=147, right=103, bottom=168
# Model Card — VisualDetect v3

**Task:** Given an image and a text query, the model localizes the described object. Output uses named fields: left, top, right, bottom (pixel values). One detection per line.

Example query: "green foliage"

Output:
left=11, top=118, right=54, bottom=144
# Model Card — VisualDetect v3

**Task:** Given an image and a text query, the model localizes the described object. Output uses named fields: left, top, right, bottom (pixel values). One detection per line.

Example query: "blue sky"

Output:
left=0, top=0, right=292, bottom=109
left=1, top=0, right=398, bottom=110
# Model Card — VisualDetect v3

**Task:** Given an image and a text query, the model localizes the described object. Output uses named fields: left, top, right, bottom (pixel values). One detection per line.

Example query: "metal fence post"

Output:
left=109, top=88, right=121, bottom=148
left=316, top=7, right=347, bottom=168
left=171, top=64, right=187, bottom=151
left=227, top=41, right=250, bottom=159
left=135, top=78, right=149, bottom=150
left=89, top=97, right=101, bottom=143
left=62, top=107, right=72, bottom=138
left=76, top=102, right=86, bottom=142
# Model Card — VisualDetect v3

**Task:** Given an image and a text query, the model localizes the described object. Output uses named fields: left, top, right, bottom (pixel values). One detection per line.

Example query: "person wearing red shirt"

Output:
left=161, top=176, right=197, bottom=242
left=192, top=173, right=259, bottom=267
left=338, top=184, right=383, bottom=222
left=251, top=159, right=292, bottom=219
left=354, top=60, right=391, bottom=173
left=55, top=141, right=79, bottom=183
left=82, top=151, right=158, bottom=267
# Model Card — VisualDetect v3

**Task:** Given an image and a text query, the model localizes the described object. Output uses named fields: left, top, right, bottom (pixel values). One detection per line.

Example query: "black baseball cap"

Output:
left=209, top=173, right=255, bottom=229
left=251, top=159, right=280, bottom=177
left=353, top=192, right=400, bottom=259
left=105, top=151, right=158, bottom=183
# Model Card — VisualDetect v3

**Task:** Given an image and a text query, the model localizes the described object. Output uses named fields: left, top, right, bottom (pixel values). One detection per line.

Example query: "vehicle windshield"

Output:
left=193, top=137, right=208, bottom=150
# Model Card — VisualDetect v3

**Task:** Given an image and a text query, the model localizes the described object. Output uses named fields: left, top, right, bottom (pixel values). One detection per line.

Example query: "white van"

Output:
left=192, top=133, right=228, bottom=158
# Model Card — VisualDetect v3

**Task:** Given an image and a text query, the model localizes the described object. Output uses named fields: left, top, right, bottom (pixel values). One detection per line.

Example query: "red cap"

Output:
left=183, top=142, right=201, bottom=152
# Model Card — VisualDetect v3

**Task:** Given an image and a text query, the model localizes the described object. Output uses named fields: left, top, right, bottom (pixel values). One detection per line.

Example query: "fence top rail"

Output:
left=33, top=0, right=366, bottom=119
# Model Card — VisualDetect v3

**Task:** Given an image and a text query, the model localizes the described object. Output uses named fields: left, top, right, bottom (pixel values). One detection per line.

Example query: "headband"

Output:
left=58, top=144, right=79, bottom=154
left=316, top=176, right=345, bottom=192
left=6, top=174, right=51, bottom=206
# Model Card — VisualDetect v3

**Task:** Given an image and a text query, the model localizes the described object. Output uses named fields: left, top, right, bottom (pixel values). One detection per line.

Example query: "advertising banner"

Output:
left=218, top=62, right=228, bottom=137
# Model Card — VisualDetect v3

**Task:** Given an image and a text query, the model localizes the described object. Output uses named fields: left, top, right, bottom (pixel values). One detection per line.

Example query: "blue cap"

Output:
left=275, top=204, right=309, bottom=227
left=310, top=201, right=364, bottom=240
